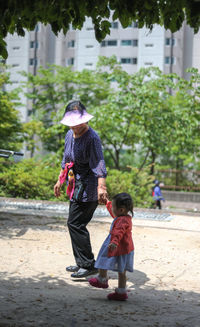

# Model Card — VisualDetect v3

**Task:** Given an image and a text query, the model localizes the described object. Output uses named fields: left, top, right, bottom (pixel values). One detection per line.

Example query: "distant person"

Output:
left=54, top=101, right=107, bottom=278
left=88, top=193, right=134, bottom=301
left=152, top=180, right=165, bottom=210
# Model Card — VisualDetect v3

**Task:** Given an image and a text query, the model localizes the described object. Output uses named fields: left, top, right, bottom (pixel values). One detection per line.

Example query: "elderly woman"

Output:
left=54, top=101, right=107, bottom=278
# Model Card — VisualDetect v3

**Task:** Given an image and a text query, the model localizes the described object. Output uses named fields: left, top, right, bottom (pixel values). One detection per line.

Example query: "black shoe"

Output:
left=66, top=265, right=79, bottom=272
left=71, top=267, right=98, bottom=278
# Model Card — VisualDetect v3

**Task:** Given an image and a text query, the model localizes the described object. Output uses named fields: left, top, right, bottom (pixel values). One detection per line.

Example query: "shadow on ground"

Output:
left=0, top=212, right=66, bottom=239
left=0, top=213, right=200, bottom=327
left=0, top=269, right=200, bottom=327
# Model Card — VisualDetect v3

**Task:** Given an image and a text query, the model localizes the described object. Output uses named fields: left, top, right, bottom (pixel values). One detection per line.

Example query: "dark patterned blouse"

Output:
left=61, top=127, right=107, bottom=202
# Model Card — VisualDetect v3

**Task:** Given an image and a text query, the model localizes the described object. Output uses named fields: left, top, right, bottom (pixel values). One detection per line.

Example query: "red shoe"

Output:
left=107, top=291, right=128, bottom=301
left=88, top=277, right=108, bottom=289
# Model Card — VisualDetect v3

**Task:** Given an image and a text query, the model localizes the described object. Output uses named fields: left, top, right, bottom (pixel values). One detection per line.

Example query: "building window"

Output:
left=86, top=27, right=94, bottom=30
left=12, top=46, right=20, bottom=50
left=29, top=58, right=37, bottom=66
left=30, top=41, right=38, bottom=48
left=86, top=45, right=94, bottom=48
left=120, top=57, right=137, bottom=64
left=35, top=24, right=39, bottom=32
left=165, top=56, right=175, bottom=64
left=111, top=22, right=118, bottom=29
left=101, top=40, right=117, bottom=47
left=85, top=63, right=93, bottom=66
left=107, top=40, right=117, bottom=46
left=68, top=58, right=74, bottom=65
left=121, top=40, right=132, bottom=46
left=145, top=44, right=154, bottom=47
left=68, top=40, right=75, bottom=48
left=144, top=62, right=153, bottom=65
left=133, top=21, right=138, bottom=28
left=127, top=22, right=138, bottom=28
left=165, top=38, right=175, bottom=46
left=121, top=39, right=138, bottom=46
left=12, top=63, right=20, bottom=67
left=132, top=39, right=138, bottom=46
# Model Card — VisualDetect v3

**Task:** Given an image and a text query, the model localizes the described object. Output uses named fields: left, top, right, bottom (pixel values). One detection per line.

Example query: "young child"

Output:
left=88, top=192, right=134, bottom=301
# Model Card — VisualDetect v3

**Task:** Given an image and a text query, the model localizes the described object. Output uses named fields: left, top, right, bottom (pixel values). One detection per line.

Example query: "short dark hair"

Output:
left=64, top=101, right=86, bottom=116
left=112, top=192, right=134, bottom=216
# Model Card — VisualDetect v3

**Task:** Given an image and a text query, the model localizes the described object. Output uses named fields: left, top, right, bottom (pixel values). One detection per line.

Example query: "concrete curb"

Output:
left=0, top=197, right=199, bottom=220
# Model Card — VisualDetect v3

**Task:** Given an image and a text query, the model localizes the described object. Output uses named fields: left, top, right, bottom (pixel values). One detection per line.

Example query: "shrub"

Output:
left=0, top=156, right=66, bottom=201
left=0, top=157, right=154, bottom=207
left=106, top=167, right=154, bottom=208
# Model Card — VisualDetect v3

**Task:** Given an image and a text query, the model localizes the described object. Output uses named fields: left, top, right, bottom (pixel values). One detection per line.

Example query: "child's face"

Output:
left=112, top=200, right=127, bottom=217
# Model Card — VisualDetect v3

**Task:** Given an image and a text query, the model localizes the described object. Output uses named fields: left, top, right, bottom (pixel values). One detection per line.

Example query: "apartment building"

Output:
left=5, top=24, right=55, bottom=122
left=60, top=18, right=198, bottom=78
left=5, top=18, right=200, bottom=125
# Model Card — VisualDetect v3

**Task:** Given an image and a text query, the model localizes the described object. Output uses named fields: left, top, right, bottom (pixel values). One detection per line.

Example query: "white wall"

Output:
left=193, top=31, right=200, bottom=72
left=5, top=32, right=29, bottom=122
left=138, top=25, right=164, bottom=70
left=75, top=19, right=100, bottom=71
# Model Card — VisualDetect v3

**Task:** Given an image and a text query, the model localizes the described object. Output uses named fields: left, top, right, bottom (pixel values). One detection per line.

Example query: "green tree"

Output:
left=90, top=57, right=174, bottom=170
left=21, top=59, right=200, bottom=173
left=128, top=68, right=176, bottom=174
left=0, top=66, right=22, bottom=150
left=21, top=64, right=110, bottom=155
left=1, top=0, right=200, bottom=58
left=21, top=65, right=75, bottom=155
left=89, top=56, right=138, bottom=169
left=90, top=57, right=200, bottom=173
left=160, top=69, right=200, bottom=181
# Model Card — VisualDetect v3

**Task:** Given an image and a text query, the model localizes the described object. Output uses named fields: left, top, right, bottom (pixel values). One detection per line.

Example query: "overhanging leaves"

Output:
left=1, top=0, right=200, bottom=58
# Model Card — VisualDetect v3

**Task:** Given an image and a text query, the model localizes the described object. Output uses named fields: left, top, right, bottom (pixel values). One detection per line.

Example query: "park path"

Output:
left=0, top=210, right=200, bottom=327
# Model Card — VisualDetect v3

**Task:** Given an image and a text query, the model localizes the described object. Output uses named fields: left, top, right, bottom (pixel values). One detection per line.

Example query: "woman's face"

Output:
left=70, top=123, right=88, bottom=136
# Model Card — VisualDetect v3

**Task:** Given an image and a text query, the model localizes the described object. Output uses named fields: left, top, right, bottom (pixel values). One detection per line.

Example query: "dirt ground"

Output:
left=0, top=211, right=200, bottom=327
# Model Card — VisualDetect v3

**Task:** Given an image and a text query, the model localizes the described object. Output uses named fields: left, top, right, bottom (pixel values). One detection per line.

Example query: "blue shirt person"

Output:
left=152, top=180, right=165, bottom=209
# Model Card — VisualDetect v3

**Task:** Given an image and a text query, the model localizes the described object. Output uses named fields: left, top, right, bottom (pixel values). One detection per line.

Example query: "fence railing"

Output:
left=0, top=149, right=24, bottom=159
left=155, top=168, right=200, bottom=192
left=162, top=185, right=200, bottom=191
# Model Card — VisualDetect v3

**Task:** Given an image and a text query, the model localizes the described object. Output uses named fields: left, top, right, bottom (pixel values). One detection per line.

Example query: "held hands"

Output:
left=108, top=243, right=117, bottom=251
left=98, top=185, right=108, bottom=205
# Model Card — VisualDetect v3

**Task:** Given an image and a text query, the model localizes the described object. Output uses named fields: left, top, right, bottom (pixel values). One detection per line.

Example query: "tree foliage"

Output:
left=1, top=0, right=200, bottom=58
left=21, top=64, right=110, bottom=156
left=0, top=66, right=23, bottom=150
left=21, top=58, right=200, bottom=171
left=91, top=57, right=200, bottom=171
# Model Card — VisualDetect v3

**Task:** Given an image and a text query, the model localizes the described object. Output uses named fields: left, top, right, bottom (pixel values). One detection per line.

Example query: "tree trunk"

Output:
left=115, top=149, right=120, bottom=170
left=150, top=150, right=156, bottom=175
left=138, top=149, right=150, bottom=173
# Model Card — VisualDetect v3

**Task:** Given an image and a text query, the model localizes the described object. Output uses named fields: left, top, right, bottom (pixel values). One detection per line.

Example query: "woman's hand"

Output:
left=54, top=180, right=61, bottom=197
left=98, top=185, right=108, bottom=204
left=108, top=243, right=117, bottom=251
left=98, top=177, right=108, bottom=204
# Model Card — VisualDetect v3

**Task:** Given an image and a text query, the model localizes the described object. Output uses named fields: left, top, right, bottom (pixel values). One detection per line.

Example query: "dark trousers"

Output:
left=67, top=200, right=98, bottom=269
left=156, top=200, right=161, bottom=209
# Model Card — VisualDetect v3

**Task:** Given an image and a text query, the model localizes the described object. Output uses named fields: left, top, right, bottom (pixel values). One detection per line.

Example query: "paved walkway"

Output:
left=0, top=207, right=200, bottom=327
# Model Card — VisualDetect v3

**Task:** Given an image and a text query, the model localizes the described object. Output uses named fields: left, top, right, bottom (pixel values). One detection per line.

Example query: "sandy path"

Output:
left=0, top=213, right=200, bottom=327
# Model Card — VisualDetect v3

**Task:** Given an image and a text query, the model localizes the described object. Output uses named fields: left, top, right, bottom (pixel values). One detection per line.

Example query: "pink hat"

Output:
left=60, top=110, right=94, bottom=127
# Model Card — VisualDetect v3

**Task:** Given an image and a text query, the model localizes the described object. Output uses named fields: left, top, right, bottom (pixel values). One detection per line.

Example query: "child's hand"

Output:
left=108, top=243, right=117, bottom=251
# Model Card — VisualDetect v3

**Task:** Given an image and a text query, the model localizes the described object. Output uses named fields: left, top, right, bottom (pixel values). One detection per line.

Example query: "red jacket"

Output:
left=106, top=201, right=134, bottom=257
